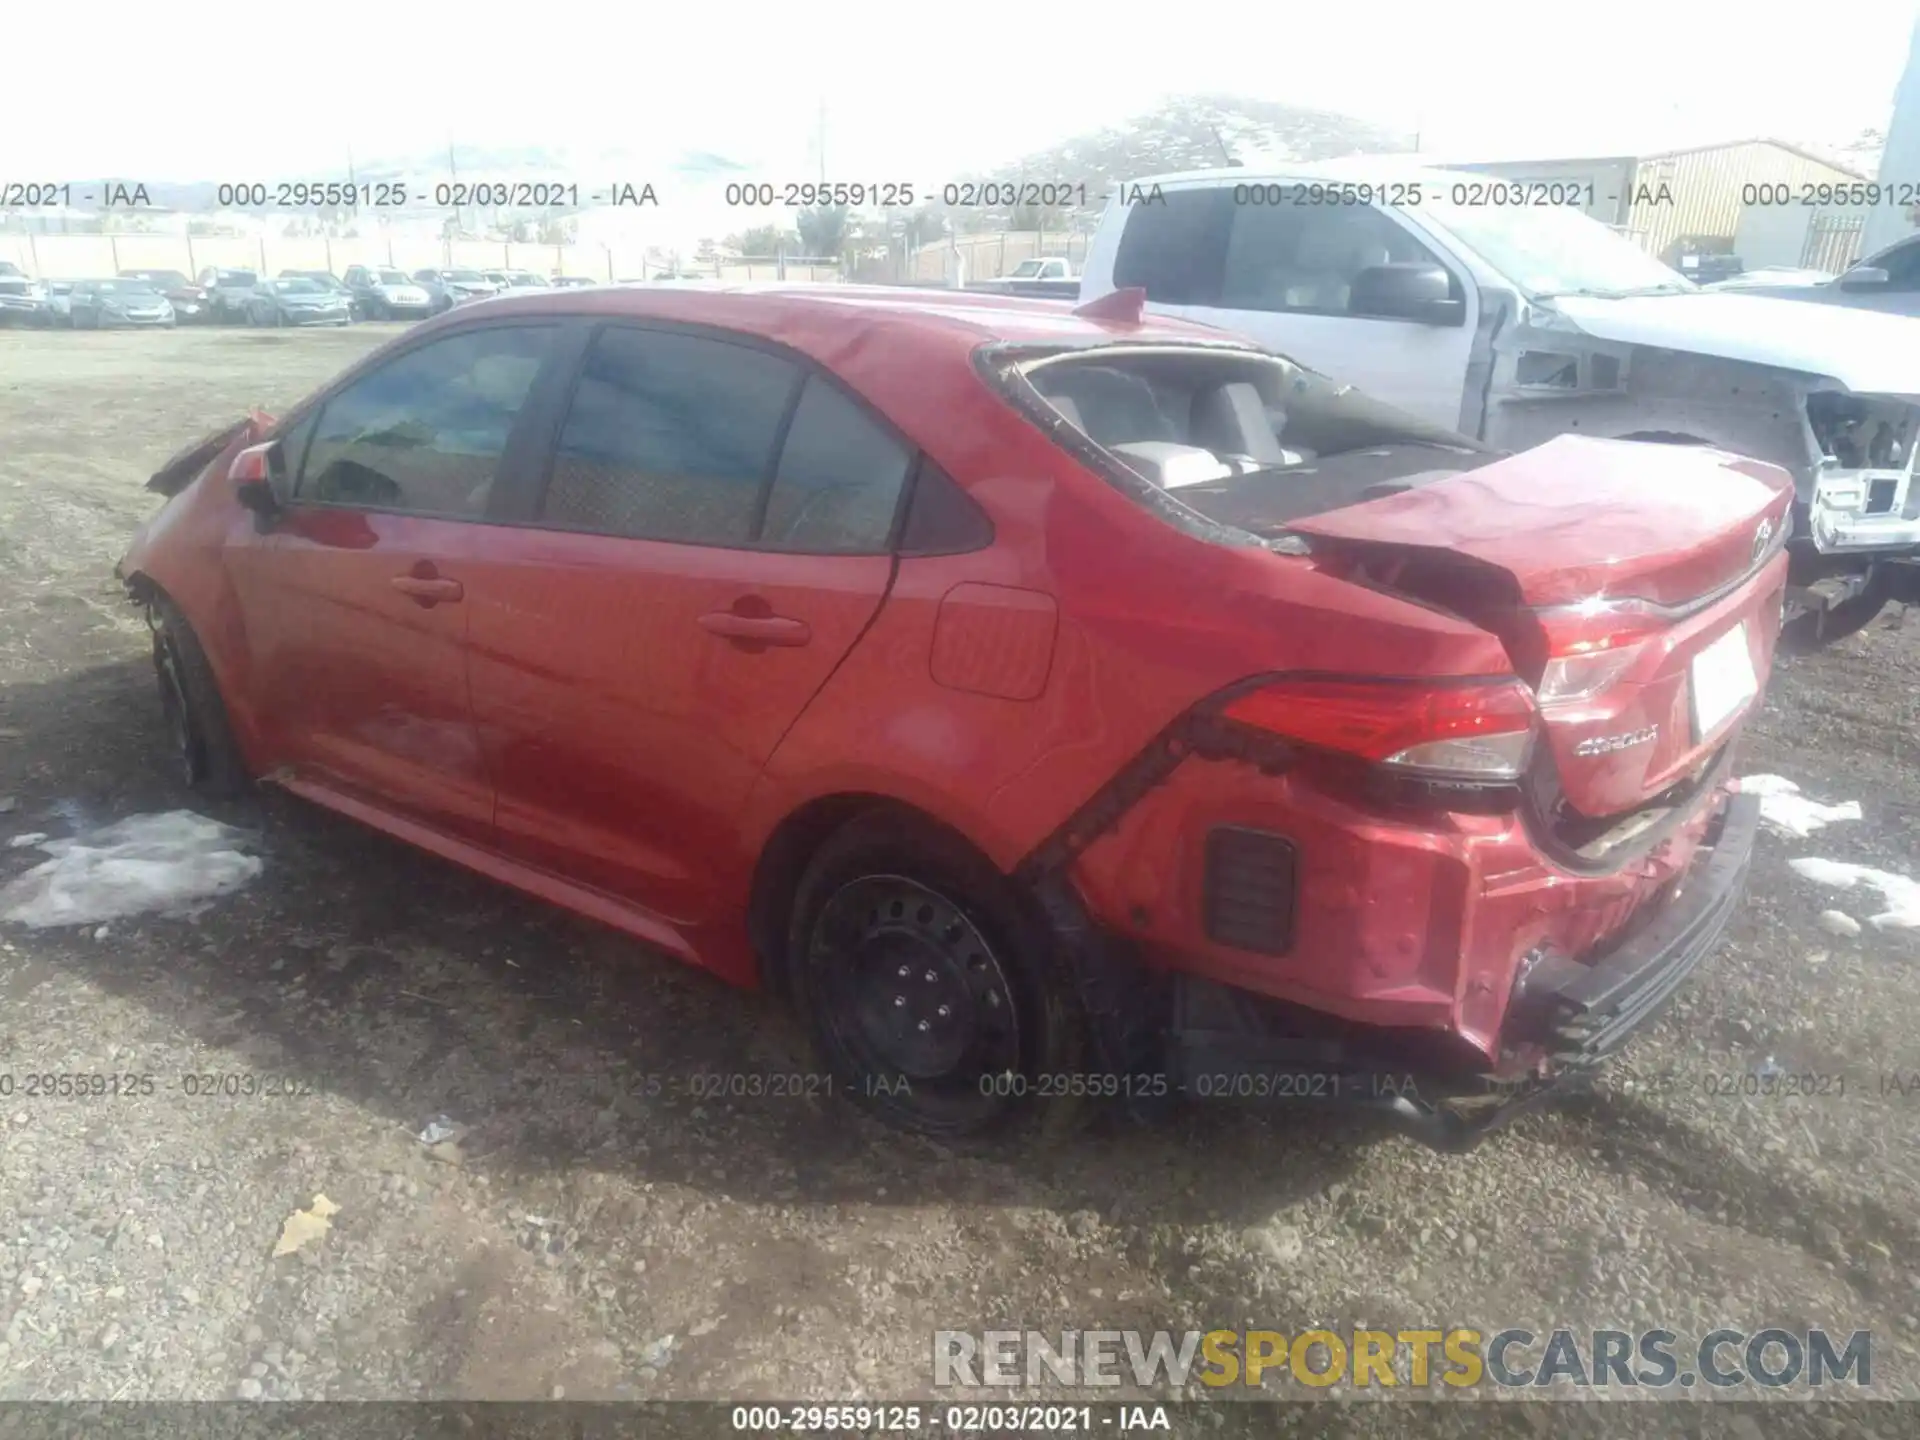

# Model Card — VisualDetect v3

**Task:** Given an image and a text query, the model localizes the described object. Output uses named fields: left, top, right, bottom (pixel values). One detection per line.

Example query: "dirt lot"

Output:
left=2, top=326, right=1918, bottom=1430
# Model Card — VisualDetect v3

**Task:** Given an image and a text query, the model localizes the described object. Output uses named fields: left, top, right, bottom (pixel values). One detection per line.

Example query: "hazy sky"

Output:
left=7, top=1, right=1915, bottom=181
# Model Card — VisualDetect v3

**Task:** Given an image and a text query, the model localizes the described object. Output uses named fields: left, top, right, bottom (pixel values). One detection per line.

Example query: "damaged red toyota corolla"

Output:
left=116, top=284, right=1790, bottom=1148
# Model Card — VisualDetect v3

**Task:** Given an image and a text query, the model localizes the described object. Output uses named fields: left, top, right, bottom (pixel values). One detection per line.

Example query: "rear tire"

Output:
left=150, top=593, right=249, bottom=798
left=785, top=811, right=1088, bottom=1147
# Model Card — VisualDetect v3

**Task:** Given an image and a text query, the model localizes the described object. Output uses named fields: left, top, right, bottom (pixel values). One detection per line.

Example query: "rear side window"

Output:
left=759, top=378, right=912, bottom=552
left=297, top=325, right=555, bottom=516
left=540, top=327, right=798, bottom=544
left=1221, top=203, right=1448, bottom=315
left=1112, top=188, right=1232, bottom=305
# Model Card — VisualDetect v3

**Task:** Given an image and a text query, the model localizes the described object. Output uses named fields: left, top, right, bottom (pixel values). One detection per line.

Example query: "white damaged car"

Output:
left=1079, top=159, right=1920, bottom=644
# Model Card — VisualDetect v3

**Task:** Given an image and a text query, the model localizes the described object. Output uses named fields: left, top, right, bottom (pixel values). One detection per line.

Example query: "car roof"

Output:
left=1121, top=155, right=1487, bottom=190
left=439, top=282, right=1241, bottom=350
left=418, top=285, right=1253, bottom=442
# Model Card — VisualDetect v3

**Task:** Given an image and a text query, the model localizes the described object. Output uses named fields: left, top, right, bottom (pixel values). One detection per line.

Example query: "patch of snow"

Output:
left=0, top=811, right=262, bottom=929
left=1818, top=909, right=1863, bottom=938
left=1788, top=857, right=1920, bottom=930
left=6, top=833, right=48, bottom=849
left=1740, top=774, right=1863, bottom=838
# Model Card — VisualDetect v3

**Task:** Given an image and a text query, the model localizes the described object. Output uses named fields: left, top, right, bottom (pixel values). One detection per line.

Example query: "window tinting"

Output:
left=1220, top=203, right=1446, bottom=315
left=1111, top=188, right=1231, bottom=305
left=540, top=327, right=799, bottom=544
left=296, top=325, right=554, bottom=515
left=1876, top=238, right=1920, bottom=287
left=897, top=458, right=994, bottom=555
left=759, top=378, right=912, bottom=552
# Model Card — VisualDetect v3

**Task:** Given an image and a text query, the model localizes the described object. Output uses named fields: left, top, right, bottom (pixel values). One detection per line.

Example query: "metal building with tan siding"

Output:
left=1453, top=139, right=1870, bottom=263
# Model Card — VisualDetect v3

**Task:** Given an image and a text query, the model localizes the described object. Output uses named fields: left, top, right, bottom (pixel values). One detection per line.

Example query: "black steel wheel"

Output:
left=152, top=625, right=199, bottom=787
left=148, top=594, right=248, bottom=798
left=787, top=813, right=1086, bottom=1142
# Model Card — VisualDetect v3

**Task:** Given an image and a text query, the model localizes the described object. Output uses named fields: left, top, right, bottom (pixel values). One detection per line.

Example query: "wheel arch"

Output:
left=747, top=791, right=1030, bottom=1001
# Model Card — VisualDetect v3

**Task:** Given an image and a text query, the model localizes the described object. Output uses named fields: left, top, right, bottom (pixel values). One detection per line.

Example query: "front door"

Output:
left=231, top=323, right=564, bottom=843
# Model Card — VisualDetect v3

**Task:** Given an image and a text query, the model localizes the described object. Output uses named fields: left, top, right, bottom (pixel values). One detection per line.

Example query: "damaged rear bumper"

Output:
left=1046, top=790, right=1759, bottom=1152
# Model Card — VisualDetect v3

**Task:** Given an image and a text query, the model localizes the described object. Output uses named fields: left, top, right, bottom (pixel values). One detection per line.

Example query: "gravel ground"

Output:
left=1, top=327, right=1918, bottom=1431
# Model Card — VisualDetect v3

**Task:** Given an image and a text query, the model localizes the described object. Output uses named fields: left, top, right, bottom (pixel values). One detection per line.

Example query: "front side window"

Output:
left=1866, top=237, right=1920, bottom=288
left=539, top=328, right=798, bottom=544
left=296, top=325, right=556, bottom=516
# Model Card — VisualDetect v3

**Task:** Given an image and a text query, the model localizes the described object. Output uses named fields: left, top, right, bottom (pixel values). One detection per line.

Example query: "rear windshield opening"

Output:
left=998, top=345, right=1497, bottom=534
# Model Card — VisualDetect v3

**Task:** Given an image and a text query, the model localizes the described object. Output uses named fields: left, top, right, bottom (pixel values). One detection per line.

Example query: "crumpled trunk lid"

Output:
left=1287, top=434, right=1794, bottom=820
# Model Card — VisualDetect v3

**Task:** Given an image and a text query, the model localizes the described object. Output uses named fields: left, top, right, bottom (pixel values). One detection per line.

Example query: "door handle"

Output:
left=390, top=574, right=464, bottom=604
left=697, top=611, right=811, bottom=646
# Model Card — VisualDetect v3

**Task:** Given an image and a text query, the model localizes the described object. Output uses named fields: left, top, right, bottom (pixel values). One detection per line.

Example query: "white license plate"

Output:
left=1690, top=622, right=1758, bottom=741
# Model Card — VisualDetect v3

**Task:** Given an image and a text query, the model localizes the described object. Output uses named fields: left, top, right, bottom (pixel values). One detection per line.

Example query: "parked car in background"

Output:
left=342, top=266, right=434, bottom=320
left=121, top=269, right=210, bottom=323
left=278, top=270, right=358, bottom=319
left=68, top=278, right=175, bottom=328
left=549, top=275, right=598, bottom=288
left=1718, top=234, right=1920, bottom=317
left=1078, top=158, right=1920, bottom=646
left=496, top=269, right=550, bottom=291
left=120, top=285, right=1785, bottom=1149
left=411, top=267, right=498, bottom=313
left=0, top=276, right=50, bottom=327
left=246, top=276, right=352, bottom=327
left=1707, top=266, right=1838, bottom=291
left=43, top=280, right=76, bottom=326
left=0, top=261, right=26, bottom=278
left=195, top=269, right=262, bottom=323
left=970, top=255, right=1080, bottom=298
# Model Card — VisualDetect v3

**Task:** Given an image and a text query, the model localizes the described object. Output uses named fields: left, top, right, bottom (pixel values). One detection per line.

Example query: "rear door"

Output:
left=464, top=322, right=913, bottom=925
left=230, top=322, right=566, bottom=844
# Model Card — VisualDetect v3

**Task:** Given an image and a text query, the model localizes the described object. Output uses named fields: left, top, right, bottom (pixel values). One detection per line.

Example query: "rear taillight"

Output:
left=1531, top=602, right=1664, bottom=706
left=1222, top=677, right=1538, bottom=783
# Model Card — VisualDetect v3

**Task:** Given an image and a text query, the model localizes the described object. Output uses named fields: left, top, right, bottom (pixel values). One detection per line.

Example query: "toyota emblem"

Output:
left=1752, top=517, right=1773, bottom=563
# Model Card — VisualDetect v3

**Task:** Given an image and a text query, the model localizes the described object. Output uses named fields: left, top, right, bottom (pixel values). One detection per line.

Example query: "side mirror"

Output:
left=1348, top=263, right=1466, bottom=325
left=229, top=441, right=286, bottom=525
left=1839, top=265, right=1891, bottom=291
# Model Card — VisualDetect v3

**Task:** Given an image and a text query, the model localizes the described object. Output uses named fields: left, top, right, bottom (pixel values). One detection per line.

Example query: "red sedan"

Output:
left=118, top=284, right=1789, bottom=1147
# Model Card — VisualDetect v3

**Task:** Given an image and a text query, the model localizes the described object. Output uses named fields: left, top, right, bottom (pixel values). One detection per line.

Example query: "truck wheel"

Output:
left=150, top=594, right=249, bottom=798
left=786, top=811, right=1087, bottom=1146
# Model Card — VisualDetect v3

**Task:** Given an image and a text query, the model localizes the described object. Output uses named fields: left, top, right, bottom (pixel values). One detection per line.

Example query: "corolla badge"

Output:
left=1573, top=725, right=1660, bottom=757
left=1752, top=517, right=1774, bottom=563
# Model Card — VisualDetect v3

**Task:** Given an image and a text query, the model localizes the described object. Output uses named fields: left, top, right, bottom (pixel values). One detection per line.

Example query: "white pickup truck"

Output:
left=1077, top=158, right=1920, bottom=644
left=971, top=256, right=1080, bottom=299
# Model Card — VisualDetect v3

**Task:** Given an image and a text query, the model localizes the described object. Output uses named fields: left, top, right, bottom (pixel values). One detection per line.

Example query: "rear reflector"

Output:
left=1203, top=827, right=1297, bottom=955
left=1222, top=677, right=1537, bottom=782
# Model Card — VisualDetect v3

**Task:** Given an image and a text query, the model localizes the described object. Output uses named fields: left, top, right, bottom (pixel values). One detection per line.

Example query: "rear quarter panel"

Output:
left=744, top=408, right=1516, bottom=882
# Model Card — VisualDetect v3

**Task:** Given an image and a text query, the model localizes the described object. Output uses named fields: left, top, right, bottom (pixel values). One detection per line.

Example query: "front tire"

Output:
left=786, top=812, right=1087, bottom=1145
left=149, top=593, right=249, bottom=798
